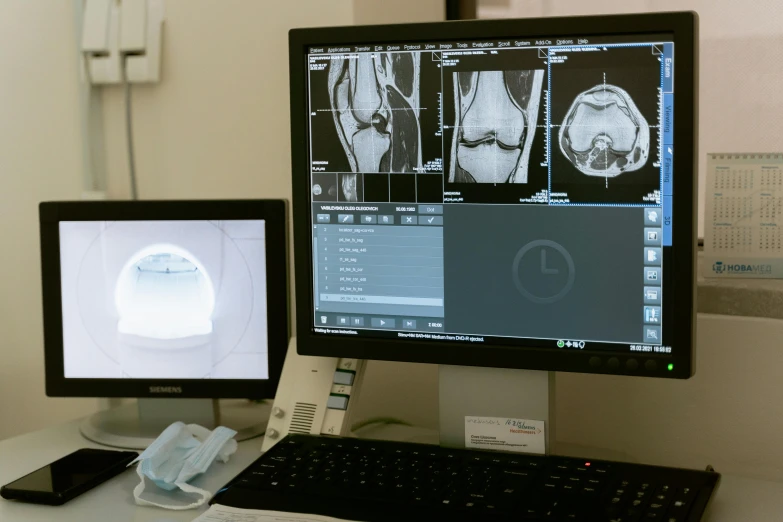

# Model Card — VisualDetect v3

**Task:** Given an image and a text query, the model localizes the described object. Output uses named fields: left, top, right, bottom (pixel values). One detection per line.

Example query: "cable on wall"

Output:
left=122, top=60, right=139, bottom=200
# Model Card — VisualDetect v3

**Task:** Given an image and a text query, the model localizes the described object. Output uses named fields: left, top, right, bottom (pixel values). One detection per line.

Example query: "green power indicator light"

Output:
left=557, top=340, right=565, bottom=348
left=667, top=363, right=674, bottom=371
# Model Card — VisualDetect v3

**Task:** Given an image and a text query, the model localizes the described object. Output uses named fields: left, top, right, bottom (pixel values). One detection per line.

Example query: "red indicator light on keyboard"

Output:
left=585, top=462, right=591, bottom=466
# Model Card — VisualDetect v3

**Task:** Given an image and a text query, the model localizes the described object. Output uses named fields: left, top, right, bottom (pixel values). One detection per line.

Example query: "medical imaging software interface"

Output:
left=59, top=220, right=269, bottom=380
left=307, top=33, right=675, bottom=355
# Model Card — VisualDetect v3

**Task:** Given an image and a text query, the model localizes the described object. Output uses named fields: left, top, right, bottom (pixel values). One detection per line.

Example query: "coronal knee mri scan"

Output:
left=327, top=52, right=423, bottom=176
left=558, top=83, right=649, bottom=177
left=448, top=69, right=544, bottom=184
left=59, top=220, right=268, bottom=380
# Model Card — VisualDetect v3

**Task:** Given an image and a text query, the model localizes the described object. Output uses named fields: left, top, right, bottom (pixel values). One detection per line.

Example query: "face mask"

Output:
left=130, top=421, right=238, bottom=510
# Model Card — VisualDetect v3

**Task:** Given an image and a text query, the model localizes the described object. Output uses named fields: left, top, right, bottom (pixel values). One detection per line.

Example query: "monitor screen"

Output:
left=298, top=24, right=688, bottom=367
left=58, top=220, right=269, bottom=380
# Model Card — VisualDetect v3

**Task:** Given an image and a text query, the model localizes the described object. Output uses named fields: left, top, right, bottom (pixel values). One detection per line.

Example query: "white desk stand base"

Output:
left=80, top=399, right=271, bottom=449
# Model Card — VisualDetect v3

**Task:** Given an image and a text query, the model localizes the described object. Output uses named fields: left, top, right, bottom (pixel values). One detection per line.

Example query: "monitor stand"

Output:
left=80, top=398, right=272, bottom=449
left=439, top=365, right=556, bottom=454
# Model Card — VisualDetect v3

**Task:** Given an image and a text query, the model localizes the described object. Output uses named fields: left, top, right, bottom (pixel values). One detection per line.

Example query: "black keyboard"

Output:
left=211, top=434, right=720, bottom=522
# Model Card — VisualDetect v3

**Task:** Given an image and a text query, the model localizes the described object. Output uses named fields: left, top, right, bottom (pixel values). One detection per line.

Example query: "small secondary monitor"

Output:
left=290, top=12, right=698, bottom=378
left=40, top=200, right=288, bottom=398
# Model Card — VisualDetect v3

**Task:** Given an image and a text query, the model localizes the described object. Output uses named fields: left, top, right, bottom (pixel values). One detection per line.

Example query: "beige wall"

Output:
left=0, top=1, right=102, bottom=440
left=354, top=0, right=444, bottom=25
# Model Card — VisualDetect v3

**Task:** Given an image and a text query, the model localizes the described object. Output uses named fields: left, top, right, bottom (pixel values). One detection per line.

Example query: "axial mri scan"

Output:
left=558, top=83, right=650, bottom=177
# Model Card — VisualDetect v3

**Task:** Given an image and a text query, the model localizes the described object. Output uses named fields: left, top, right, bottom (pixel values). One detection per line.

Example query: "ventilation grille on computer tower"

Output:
left=289, top=402, right=317, bottom=434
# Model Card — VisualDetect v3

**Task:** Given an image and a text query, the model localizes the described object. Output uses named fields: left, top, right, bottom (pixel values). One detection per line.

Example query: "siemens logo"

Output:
left=149, top=386, right=182, bottom=394
left=712, top=261, right=771, bottom=275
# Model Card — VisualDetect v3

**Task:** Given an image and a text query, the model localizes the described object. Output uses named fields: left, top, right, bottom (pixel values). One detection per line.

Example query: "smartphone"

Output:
left=0, top=448, right=138, bottom=505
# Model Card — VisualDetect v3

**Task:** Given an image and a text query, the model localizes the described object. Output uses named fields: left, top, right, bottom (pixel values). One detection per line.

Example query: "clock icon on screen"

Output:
left=512, top=240, right=575, bottom=304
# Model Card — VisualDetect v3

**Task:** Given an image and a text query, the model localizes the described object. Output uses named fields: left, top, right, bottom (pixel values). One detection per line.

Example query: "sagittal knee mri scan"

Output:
left=328, top=52, right=423, bottom=175
left=558, top=83, right=649, bottom=177
left=59, top=220, right=269, bottom=380
left=448, top=69, right=544, bottom=184
left=339, top=172, right=362, bottom=202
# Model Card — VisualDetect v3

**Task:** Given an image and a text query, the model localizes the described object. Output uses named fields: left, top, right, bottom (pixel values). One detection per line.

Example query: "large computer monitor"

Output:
left=39, top=200, right=289, bottom=448
left=290, top=12, right=698, bottom=450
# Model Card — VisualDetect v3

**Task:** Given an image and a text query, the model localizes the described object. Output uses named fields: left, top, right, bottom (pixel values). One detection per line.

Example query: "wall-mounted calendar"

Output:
left=704, top=153, right=783, bottom=278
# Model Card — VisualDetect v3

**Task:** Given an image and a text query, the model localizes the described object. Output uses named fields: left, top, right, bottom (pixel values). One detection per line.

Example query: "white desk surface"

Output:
left=0, top=418, right=781, bottom=521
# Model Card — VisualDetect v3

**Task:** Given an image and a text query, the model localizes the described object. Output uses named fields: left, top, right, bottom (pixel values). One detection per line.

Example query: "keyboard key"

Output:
left=634, top=488, right=650, bottom=498
left=625, top=503, right=645, bottom=518
left=234, top=478, right=269, bottom=490
left=461, top=499, right=486, bottom=511
left=667, top=500, right=692, bottom=520
left=502, top=469, right=534, bottom=480
left=562, top=484, right=578, bottom=494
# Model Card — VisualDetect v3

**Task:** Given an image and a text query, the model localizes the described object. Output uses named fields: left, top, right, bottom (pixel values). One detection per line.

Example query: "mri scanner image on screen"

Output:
left=558, top=83, right=650, bottom=177
left=326, top=52, right=423, bottom=177
left=448, top=69, right=544, bottom=184
left=547, top=44, right=662, bottom=204
left=59, top=220, right=268, bottom=380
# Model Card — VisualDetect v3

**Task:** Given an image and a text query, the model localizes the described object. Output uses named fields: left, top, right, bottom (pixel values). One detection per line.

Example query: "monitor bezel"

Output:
left=40, top=199, right=289, bottom=398
left=290, top=12, right=698, bottom=379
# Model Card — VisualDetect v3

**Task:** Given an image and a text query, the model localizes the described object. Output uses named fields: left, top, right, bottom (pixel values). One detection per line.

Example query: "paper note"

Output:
left=192, top=505, right=359, bottom=522
left=464, top=416, right=545, bottom=454
left=704, top=153, right=783, bottom=278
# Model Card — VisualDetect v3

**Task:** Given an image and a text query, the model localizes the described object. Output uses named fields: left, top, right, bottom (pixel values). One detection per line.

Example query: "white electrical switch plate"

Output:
left=82, top=0, right=112, bottom=53
left=125, top=0, right=165, bottom=83
left=120, top=0, right=148, bottom=53
left=86, top=1, right=122, bottom=84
